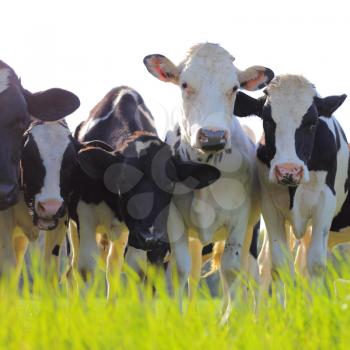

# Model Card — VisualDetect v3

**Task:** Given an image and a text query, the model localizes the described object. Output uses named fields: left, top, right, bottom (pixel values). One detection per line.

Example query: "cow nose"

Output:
left=36, top=199, right=63, bottom=218
left=197, top=128, right=228, bottom=152
left=275, top=163, right=304, bottom=185
left=0, top=184, right=19, bottom=210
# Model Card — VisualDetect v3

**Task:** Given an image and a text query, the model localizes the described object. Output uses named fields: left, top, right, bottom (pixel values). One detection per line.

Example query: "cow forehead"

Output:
left=267, top=75, right=317, bottom=124
left=0, top=68, right=10, bottom=94
left=30, top=122, right=71, bottom=155
left=179, top=43, right=238, bottom=89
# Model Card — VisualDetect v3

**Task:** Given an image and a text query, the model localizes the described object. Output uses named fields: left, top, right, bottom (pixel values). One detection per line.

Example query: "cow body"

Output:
left=71, top=86, right=219, bottom=283
left=144, top=43, right=274, bottom=319
left=235, top=75, right=348, bottom=295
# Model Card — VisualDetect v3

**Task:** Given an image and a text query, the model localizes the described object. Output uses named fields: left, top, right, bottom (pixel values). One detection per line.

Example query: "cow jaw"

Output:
left=36, top=217, right=58, bottom=230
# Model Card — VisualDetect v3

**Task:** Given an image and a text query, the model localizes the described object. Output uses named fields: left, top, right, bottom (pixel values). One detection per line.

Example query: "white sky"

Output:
left=2, top=0, right=349, bottom=139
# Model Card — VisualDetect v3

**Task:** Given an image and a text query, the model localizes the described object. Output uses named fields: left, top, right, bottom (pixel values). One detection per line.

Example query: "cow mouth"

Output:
left=34, top=216, right=59, bottom=230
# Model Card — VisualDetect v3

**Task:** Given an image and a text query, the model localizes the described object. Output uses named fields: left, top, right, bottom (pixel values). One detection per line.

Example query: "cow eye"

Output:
left=181, top=82, right=188, bottom=89
left=232, top=86, right=238, bottom=93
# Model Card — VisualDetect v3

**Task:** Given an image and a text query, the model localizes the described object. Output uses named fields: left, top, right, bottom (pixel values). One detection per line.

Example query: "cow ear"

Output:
left=25, top=88, right=80, bottom=121
left=314, top=94, right=347, bottom=117
left=171, top=158, right=221, bottom=189
left=238, top=66, right=274, bottom=91
left=143, top=54, right=179, bottom=84
left=78, top=147, right=117, bottom=180
left=234, top=91, right=265, bottom=118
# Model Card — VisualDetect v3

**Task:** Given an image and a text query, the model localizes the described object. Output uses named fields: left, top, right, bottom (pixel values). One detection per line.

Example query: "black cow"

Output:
left=70, top=86, right=220, bottom=281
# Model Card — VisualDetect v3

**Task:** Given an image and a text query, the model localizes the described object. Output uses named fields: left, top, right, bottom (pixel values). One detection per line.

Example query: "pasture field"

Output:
left=1, top=251, right=350, bottom=350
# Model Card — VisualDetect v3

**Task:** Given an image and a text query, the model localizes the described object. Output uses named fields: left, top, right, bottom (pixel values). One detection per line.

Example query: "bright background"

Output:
left=2, top=0, right=349, bottom=139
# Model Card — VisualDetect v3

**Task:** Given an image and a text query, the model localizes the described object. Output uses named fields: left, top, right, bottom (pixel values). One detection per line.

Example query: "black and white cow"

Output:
left=0, top=61, right=80, bottom=273
left=70, top=86, right=220, bottom=284
left=143, top=43, right=274, bottom=319
left=0, top=60, right=80, bottom=210
left=234, top=75, right=348, bottom=295
left=0, top=87, right=80, bottom=274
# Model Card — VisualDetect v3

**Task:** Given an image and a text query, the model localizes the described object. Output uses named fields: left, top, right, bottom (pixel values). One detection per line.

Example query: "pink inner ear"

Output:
left=150, top=58, right=168, bottom=81
left=243, top=71, right=266, bottom=91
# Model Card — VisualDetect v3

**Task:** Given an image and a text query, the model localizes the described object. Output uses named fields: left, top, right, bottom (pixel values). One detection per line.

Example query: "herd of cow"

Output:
left=0, top=43, right=349, bottom=320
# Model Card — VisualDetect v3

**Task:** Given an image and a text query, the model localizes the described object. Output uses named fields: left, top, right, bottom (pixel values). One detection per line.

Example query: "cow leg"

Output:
left=76, top=202, right=98, bottom=282
left=13, top=234, right=29, bottom=267
left=124, top=246, right=147, bottom=276
left=308, top=193, right=336, bottom=282
left=106, top=231, right=128, bottom=299
left=168, top=202, right=190, bottom=311
left=220, top=215, right=249, bottom=324
left=294, top=226, right=312, bottom=277
left=261, top=188, right=293, bottom=305
left=44, top=219, right=68, bottom=279
left=66, top=220, right=80, bottom=291
left=257, top=229, right=272, bottom=302
left=0, top=212, right=17, bottom=277
left=242, top=224, right=257, bottom=303
left=188, top=237, right=202, bottom=300
left=106, top=231, right=128, bottom=277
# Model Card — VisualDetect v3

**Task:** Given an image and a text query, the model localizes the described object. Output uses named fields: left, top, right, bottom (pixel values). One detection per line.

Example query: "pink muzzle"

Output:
left=275, top=163, right=304, bottom=185
left=36, top=199, right=63, bottom=218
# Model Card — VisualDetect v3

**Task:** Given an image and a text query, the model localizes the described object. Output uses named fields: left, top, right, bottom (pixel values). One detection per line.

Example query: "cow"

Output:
left=0, top=104, right=80, bottom=275
left=69, top=86, right=220, bottom=291
left=143, top=43, right=274, bottom=320
left=234, top=74, right=348, bottom=302
left=0, top=60, right=80, bottom=210
left=18, top=119, right=79, bottom=273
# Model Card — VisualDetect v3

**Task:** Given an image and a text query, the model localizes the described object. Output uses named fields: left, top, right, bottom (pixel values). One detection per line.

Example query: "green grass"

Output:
left=0, top=252, right=350, bottom=350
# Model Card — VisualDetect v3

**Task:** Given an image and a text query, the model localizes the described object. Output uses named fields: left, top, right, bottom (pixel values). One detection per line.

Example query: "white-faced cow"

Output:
left=70, top=86, right=220, bottom=286
left=0, top=60, right=80, bottom=210
left=234, top=75, right=348, bottom=299
left=143, top=43, right=274, bottom=319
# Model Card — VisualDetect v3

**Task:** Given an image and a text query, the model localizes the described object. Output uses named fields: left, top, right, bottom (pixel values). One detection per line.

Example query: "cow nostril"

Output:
left=198, top=129, right=209, bottom=142
left=37, top=202, right=46, bottom=213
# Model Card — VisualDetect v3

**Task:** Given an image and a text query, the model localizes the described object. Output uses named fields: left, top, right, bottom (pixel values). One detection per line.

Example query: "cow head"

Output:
left=0, top=60, right=80, bottom=210
left=234, top=74, right=347, bottom=186
left=21, top=121, right=79, bottom=230
left=78, top=134, right=220, bottom=250
left=143, top=43, right=274, bottom=155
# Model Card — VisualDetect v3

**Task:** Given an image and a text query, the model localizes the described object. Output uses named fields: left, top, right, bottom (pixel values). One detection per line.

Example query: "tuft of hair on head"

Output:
left=266, top=74, right=316, bottom=96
